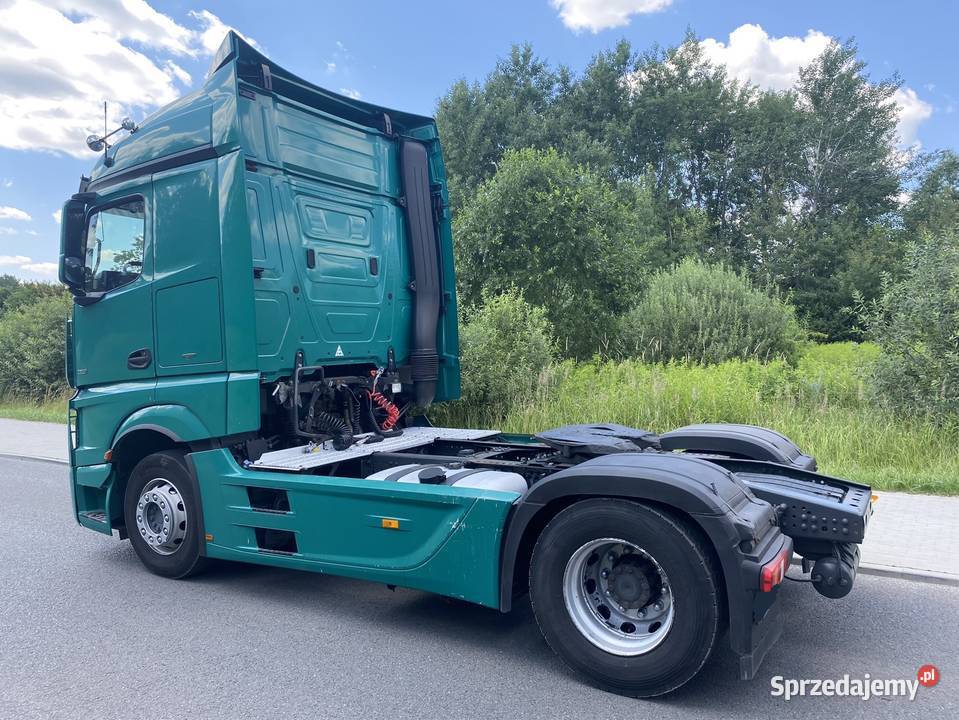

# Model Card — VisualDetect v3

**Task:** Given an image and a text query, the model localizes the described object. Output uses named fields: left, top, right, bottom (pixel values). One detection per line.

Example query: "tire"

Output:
left=123, top=450, right=208, bottom=579
left=529, top=498, right=722, bottom=697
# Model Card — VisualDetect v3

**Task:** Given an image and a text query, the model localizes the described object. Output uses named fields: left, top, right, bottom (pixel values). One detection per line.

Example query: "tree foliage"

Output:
left=620, top=259, right=805, bottom=365
left=453, top=148, right=657, bottom=357
left=859, top=232, right=959, bottom=423
left=437, top=35, right=906, bottom=340
left=454, top=289, right=556, bottom=412
left=0, top=293, right=71, bottom=400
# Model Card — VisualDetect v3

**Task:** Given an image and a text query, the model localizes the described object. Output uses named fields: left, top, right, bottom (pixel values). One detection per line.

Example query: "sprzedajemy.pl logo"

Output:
left=770, top=665, right=940, bottom=701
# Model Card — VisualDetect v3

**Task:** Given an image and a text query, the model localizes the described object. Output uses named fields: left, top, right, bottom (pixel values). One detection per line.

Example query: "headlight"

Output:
left=68, top=408, right=78, bottom=451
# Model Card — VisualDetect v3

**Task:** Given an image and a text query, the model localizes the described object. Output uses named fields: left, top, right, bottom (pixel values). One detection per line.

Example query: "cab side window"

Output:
left=83, top=198, right=145, bottom=293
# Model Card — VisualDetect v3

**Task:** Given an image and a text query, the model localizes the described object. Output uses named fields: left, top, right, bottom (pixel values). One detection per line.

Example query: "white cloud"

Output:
left=53, top=209, right=62, bottom=224
left=0, top=1, right=257, bottom=157
left=163, top=60, right=193, bottom=87
left=0, top=206, right=31, bottom=221
left=699, top=24, right=932, bottom=148
left=19, top=261, right=58, bottom=276
left=326, top=62, right=337, bottom=74
left=48, top=0, right=197, bottom=56
left=0, top=253, right=58, bottom=276
left=0, top=255, right=32, bottom=266
left=0, top=228, right=17, bottom=236
left=892, top=87, right=933, bottom=148
left=1, top=179, right=12, bottom=188
left=551, top=0, right=673, bottom=33
left=700, top=24, right=831, bottom=92
left=187, top=9, right=260, bottom=55
left=339, top=88, right=362, bottom=100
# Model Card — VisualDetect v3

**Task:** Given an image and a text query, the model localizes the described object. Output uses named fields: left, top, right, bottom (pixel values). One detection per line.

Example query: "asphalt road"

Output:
left=1, top=456, right=955, bottom=720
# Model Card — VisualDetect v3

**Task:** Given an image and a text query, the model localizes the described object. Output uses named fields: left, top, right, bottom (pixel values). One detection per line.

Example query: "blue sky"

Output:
left=1, top=0, right=957, bottom=280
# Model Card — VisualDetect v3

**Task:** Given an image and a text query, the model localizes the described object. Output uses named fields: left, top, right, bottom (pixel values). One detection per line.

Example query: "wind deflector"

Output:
left=400, top=139, right=440, bottom=408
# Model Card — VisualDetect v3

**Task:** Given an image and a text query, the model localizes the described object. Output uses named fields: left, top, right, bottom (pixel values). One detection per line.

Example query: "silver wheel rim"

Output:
left=135, top=477, right=188, bottom=556
left=562, top=537, right=674, bottom=656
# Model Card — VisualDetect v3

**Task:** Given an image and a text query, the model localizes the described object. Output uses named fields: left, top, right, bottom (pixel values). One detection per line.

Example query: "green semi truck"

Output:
left=58, top=33, right=872, bottom=697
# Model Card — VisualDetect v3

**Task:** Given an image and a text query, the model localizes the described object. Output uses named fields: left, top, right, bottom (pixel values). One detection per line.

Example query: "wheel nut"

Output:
left=654, top=602, right=663, bottom=611
left=601, top=569, right=609, bottom=578
left=164, top=515, right=169, bottom=522
left=141, top=528, right=146, bottom=535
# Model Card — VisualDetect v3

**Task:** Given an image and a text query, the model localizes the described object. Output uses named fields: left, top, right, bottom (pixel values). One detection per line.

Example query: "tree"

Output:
left=455, top=289, right=556, bottom=413
left=794, top=42, right=901, bottom=226
left=0, top=277, right=68, bottom=316
left=0, top=293, right=71, bottom=400
left=436, top=35, right=921, bottom=343
left=454, top=148, right=657, bottom=358
left=903, top=150, right=959, bottom=236
left=859, top=231, right=959, bottom=423
left=768, top=41, right=903, bottom=338
left=436, top=45, right=560, bottom=210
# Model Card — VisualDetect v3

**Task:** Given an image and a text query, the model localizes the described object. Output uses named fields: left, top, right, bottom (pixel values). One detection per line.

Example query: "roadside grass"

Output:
left=0, top=394, right=68, bottom=424
left=434, top=342, right=959, bottom=495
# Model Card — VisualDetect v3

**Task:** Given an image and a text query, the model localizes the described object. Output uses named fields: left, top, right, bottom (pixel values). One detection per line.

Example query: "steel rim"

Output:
left=135, top=477, right=188, bottom=556
left=562, top=537, right=674, bottom=656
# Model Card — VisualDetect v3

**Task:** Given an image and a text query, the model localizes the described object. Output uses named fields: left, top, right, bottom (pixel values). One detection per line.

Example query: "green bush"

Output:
left=453, top=147, right=658, bottom=358
left=860, top=232, right=959, bottom=423
left=0, top=294, right=71, bottom=400
left=442, top=290, right=555, bottom=415
left=620, top=258, right=805, bottom=364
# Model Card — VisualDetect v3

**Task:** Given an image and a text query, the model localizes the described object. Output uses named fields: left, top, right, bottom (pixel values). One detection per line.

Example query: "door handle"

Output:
left=127, top=348, right=152, bottom=370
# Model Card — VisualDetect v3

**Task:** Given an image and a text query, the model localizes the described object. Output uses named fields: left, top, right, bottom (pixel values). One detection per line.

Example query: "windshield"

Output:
left=83, top=199, right=145, bottom=293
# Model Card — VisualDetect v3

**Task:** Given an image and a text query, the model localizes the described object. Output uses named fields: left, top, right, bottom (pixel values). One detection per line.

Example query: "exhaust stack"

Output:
left=399, top=139, right=441, bottom=407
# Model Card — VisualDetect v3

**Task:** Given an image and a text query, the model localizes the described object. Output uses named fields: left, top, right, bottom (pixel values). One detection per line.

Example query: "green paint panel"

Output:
left=155, top=278, right=223, bottom=368
left=192, top=448, right=516, bottom=608
left=75, top=463, right=112, bottom=489
left=70, top=380, right=156, bottom=466
left=226, top=372, right=260, bottom=435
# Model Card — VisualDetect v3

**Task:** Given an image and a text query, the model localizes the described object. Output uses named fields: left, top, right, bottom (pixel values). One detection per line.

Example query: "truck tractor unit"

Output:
left=58, top=33, right=872, bottom=697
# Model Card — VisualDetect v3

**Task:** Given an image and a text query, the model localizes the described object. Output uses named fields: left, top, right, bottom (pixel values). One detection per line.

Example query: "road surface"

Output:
left=0, top=455, right=954, bottom=719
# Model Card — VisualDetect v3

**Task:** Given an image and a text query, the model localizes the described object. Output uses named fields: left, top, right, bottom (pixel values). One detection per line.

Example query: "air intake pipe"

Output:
left=399, top=139, right=440, bottom=407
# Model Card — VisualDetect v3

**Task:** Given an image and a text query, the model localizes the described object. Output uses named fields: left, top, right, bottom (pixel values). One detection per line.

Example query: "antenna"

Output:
left=103, top=101, right=110, bottom=167
left=84, top=101, right=138, bottom=162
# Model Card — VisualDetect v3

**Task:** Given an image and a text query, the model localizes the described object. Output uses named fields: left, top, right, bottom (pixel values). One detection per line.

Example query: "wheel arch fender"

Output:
left=106, top=405, right=210, bottom=531
left=498, top=453, right=774, bottom=616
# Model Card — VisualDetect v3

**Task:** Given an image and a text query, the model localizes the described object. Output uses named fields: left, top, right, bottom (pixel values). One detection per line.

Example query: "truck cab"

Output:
left=58, top=33, right=872, bottom=698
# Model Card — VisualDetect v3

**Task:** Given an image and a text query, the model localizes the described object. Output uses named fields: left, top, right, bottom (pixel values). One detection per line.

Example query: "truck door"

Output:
left=246, top=172, right=292, bottom=365
left=71, top=185, right=155, bottom=387
left=152, top=160, right=225, bottom=377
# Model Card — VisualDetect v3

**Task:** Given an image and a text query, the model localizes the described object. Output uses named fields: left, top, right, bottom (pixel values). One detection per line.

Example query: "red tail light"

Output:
left=760, top=544, right=792, bottom=592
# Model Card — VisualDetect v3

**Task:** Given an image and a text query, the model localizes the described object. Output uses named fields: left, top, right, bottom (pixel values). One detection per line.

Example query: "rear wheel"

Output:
left=529, top=499, right=722, bottom=697
left=123, top=450, right=208, bottom=579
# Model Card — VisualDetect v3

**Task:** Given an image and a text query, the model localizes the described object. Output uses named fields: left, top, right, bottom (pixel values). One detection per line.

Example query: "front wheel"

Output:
left=529, top=499, right=723, bottom=697
left=123, top=450, right=208, bottom=579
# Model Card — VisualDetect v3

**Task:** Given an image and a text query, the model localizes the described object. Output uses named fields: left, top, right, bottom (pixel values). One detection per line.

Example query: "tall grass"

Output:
left=433, top=342, right=959, bottom=495
left=0, top=394, right=68, bottom=424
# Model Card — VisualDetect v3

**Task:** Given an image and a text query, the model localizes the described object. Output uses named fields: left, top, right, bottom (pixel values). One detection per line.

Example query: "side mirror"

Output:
left=58, top=193, right=95, bottom=295
left=62, top=256, right=85, bottom=289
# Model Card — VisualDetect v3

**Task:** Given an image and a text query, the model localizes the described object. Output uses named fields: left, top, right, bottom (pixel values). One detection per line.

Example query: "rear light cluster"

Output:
left=760, top=543, right=792, bottom=592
